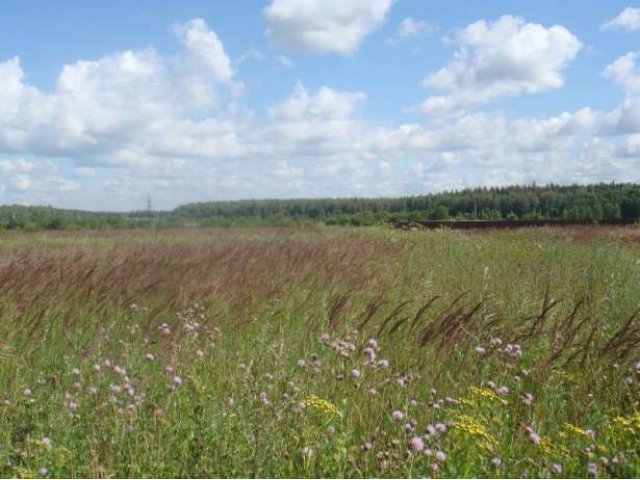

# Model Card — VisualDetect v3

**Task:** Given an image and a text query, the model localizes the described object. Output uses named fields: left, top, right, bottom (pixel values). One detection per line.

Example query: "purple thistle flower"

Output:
left=552, top=463, right=562, bottom=474
left=435, top=450, right=446, bottom=462
left=409, top=437, right=424, bottom=452
left=491, top=457, right=502, bottom=468
left=587, top=463, right=597, bottom=477
left=391, top=410, right=404, bottom=422
left=528, top=432, right=541, bottom=444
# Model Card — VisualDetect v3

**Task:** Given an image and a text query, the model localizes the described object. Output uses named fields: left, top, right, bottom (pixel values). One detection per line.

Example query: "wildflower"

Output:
left=23, top=388, right=32, bottom=397
left=368, top=388, right=378, bottom=395
left=88, top=386, right=98, bottom=395
left=410, top=437, right=424, bottom=452
left=378, top=359, right=389, bottom=369
left=586, top=429, right=596, bottom=440
left=497, top=386, right=509, bottom=395
left=38, top=467, right=48, bottom=476
left=297, top=359, right=306, bottom=368
left=103, top=359, right=112, bottom=367
left=71, top=368, right=81, bottom=376
left=475, top=346, right=486, bottom=355
left=195, top=350, right=204, bottom=358
left=326, top=426, right=335, bottom=435
left=305, top=394, right=341, bottom=417
left=491, top=457, right=502, bottom=468
left=67, top=402, right=78, bottom=412
left=587, top=463, right=597, bottom=476
left=599, top=457, right=609, bottom=466
left=405, top=423, right=415, bottom=433
left=109, top=384, right=121, bottom=394
left=552, top=463, right=563, bottom=474
left=301, top=447, right=313, bottom=457
left=490, top=337, right=502, bottom=347
left=528, top=432, right=541, bottom=445
left=172, top=376, right=182, bottom=387
left=319, top=333, right=331, bottom=344
left=113, top=366, right=126, bottom=376
left=144, top=353, right=155, bottom=361
left=410, top=399, right=418, bottom=407
left=363, top=442, right=373, bottom=451
left=486, top=381, right=496, bottom=390
left=93, top=364, right=101, bottom=373
left=435, top=423, right=447, bottom=433
left=423, top=448, right=433, bottom=457
left=426, top=424, right=436, bottom=436
left=392, top=410, right=404, bottom=422
left=431, top=464, right=439, bottom=472
left=435, top=450, right=446, bottom=462
left=366, top=338, right=378, bottom=349
left=522, top=393, right=534, bottom=406
left=636, top=361, right=640, bottom=373
left=227, top=398, right=235, bottom=407
left=351, top=369, right=361, bottom=379
left=41, top=437, right=52, bottom=449
left=363, top=347, right=376, bottom=359
left=259, top=391, right=270, bottom=406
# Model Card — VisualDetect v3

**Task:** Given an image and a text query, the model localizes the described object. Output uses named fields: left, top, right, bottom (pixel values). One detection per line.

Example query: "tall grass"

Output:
left=1, top=227, right=639, bottom=478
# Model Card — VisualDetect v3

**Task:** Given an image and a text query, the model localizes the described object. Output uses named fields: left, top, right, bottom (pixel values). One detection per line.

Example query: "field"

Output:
left=1, top=226, right=640, bottom=478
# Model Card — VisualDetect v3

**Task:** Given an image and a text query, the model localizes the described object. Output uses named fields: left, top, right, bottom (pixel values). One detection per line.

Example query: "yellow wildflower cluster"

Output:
left=562, top=423, right=592, bottom=439
left=613, top=413, right=640, bottom=435
left=305, top=394, right=342, bottom=418
left=537, top=436, right=569, bottom=457
left=451, top=413, right=498, bottom=450
left=469, top=386, right=508, bottom=406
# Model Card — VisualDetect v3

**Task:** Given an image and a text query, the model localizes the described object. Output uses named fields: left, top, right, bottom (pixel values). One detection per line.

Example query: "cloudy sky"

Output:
left=1, top=1, right=639, bottom=210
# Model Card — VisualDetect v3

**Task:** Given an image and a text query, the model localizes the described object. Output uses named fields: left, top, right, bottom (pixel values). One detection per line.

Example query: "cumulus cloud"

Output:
left=601, top=52, right=640, bottom=135
left=0, top=18, right=243, bottom=165
left=420, top=16, right=582, bottom=115
left=0, top=15, right=638, bottom=210
left=601, top=7, right=640, bottom=32
left=263, top=0, right=393, bottom=55
left=603, top=51, right=640, bottom=95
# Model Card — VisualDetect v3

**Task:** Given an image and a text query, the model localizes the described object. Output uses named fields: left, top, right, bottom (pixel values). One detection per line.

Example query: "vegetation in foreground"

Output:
left=1, top=226, right=640, bottom=478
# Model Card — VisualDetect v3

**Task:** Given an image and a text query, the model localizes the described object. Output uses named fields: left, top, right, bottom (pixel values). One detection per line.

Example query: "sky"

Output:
left=1, top=1, right=639, bottom=211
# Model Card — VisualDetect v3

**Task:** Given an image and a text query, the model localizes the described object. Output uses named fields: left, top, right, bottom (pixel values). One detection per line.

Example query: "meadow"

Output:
left=0, top=226, right=639, bottom=478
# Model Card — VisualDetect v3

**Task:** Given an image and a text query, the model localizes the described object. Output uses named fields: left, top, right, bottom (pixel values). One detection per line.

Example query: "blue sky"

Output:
left=1, top=1, right=639, bottom=210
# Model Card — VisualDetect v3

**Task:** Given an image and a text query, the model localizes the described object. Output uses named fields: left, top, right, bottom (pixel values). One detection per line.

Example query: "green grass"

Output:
left=1, top=227, right=639, bottom=478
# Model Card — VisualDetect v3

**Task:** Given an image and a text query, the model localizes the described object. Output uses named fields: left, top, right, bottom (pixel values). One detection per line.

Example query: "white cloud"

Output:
left=601, top=7, right=640, bottom=32
left=398, top=17, right=430, bottom=37
left=386, top=17, right=437, bottom=45
left=603, top=51, right=640, bottom=95
left=420, top=16, right=582, bottom=114
left=276, top=55, right=294, bottom=68
left=0, top=18, right=243, bottom=164
left=0, top=16, right=638, bottom=210
left=268, top=82, right=365, bottom=121
left=601, top=52, right=640, bottom=135
left=263, top=0, right=393, bottom=55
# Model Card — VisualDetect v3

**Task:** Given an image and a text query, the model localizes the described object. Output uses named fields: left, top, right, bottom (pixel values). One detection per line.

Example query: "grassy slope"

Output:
left=0, top=226, right=639, bottom=478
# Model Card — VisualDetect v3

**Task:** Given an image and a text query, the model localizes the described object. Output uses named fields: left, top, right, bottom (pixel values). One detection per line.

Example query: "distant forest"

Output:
left=2, top=183, right=640, bottom=230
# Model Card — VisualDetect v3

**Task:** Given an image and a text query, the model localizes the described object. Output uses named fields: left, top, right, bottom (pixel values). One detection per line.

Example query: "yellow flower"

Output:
left=305, top=394, right=342, bottom=418
left=468, top=386, right=508, bottom=406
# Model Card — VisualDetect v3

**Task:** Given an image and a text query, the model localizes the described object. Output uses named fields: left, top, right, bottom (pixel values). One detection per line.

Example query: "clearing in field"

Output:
left=1, top=227, right=639, bottom=478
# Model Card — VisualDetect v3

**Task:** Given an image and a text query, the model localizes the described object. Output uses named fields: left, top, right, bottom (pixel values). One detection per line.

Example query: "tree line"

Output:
left=1, top=183, right=640, bottom=230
